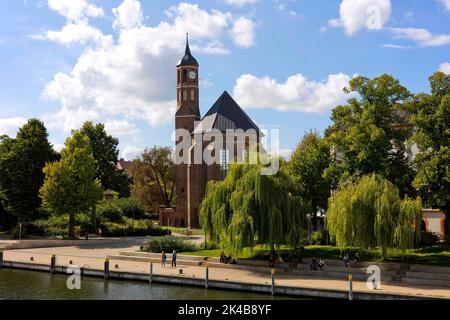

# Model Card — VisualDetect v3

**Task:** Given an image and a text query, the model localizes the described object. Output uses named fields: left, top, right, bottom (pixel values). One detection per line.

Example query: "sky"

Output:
left=0, top=0, right=449, bottom=159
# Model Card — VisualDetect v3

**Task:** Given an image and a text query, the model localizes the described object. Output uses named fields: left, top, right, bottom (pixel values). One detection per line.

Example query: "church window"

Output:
left=191, top=90, right=195, bottom=101
left=177, top=70, right=181, bottom=85
left=183, top=90, right=187, bottom=101
left=220, top=149, right=230, bottom=175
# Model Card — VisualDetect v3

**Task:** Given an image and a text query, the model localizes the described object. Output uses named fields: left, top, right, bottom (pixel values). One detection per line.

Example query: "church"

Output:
left=159, top=35, right=261, bottom=229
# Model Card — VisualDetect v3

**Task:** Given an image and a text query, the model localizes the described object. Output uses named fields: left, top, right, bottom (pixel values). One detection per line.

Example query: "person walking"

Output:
left=161, top=251, right=167, bottom=267
left=172, top=249, right=177, bottom=267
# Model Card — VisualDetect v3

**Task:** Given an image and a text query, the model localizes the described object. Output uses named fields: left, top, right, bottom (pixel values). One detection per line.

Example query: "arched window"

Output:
left=177, top=70, right=181, bottom=84
left=183, top=69, right=187, bottom=83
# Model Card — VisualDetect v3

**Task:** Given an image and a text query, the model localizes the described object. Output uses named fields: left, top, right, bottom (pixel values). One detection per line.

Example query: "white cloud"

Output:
left=0, top=118, right=27, bottom=137
left=41, top=1, right=254, bottom=133
left=122, top=145, right=143, bottom=160
left=33, top=22, right=111, bottom=46
left=439, top=62, right=450, bottom=74
left=233, top=73, right=355, bottom=113
left=113, top=0, right=143, bottom=30
left=328, top=0, right=392, bottom=35
left=33, top=0, right=108, bottom=46
left=47, top=0, right=104, bottom=22
left=439, top=0, right=450, bottom=12
left=389, top=28, right=450, bottom=47
left=104, top=120, right=142, bottom=139
left=231, top=17, right=255, bottom=48
left=382, top=43, right=409, bottom=49
left=222, top=0, right=259, bottom=7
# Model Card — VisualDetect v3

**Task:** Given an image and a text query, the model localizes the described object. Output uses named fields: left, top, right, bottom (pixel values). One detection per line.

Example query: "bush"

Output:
left=101, top=218, right=171, bottom=237
left=419, top=231, right=441, bottom=246
left=11, top=224, right=27, bottom=239
left=309, top=231, right=327, bottom=245
left=142, top=236, right=196, bottom=253
left=119, top=198, right=146, bottom=220
left=97, top=201, right=124, bottom=223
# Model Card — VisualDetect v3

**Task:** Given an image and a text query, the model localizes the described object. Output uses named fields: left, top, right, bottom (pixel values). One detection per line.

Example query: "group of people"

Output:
left=160, top=250, right=177, bottom=268
left=219, top=251, right=236, bottom=264
left=268, top=251, right=283, bottom=267
left=310, top=257, right=325, bottom=271
left=343, top=252, right=361, bottom=267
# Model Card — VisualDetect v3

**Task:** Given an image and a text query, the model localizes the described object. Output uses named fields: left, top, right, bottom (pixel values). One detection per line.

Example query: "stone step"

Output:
left=402, top=277, right=450, bottom=288
left=409, top=264, right=450, bottom=274
left=291, top=269, right=394, bottom=282
left=405, top=271, right=450, bottom=281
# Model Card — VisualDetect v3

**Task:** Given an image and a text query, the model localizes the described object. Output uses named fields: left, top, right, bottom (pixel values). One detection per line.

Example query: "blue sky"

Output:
left=0, top=0, right=449, bottom=159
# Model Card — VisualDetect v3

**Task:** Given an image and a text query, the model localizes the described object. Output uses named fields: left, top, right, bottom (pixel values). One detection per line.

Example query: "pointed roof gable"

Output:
left=195, top=91, right=260, bottom=133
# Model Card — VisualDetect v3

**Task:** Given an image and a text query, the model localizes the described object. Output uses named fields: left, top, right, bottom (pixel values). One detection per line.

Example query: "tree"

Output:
left=80, top=122, right=131, bottom=198
left=200, top=156, right=310, bottom=258
left=327, top=174, right=422, bottom=260
left=326, top=74, right=414, bottom=197
left=406, top=72, right=450, bottom=231
left=288, top=131, right=331, bottom=230
left=131, top=147, right=175, bottom=210
left=40, top=131, right=103, bottom=239
left=0, top=120, right=58, bottom=227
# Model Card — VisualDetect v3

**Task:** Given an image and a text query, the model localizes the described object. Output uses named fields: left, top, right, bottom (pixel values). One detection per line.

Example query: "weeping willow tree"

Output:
left=199, top=158, right=310, bottom=258
left=327, top=174, right=422, bottom=260
left=394, top=197, right=422, bottom=255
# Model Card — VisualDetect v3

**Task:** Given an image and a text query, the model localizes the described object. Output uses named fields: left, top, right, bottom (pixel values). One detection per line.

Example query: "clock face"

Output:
left=189, top=71, right=197, bottom=80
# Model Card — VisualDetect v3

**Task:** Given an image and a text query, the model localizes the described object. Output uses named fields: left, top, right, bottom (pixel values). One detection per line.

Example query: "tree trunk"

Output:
left=92, top=206, right=97, bottom=234
left=68, top=213, right=76, bottom=239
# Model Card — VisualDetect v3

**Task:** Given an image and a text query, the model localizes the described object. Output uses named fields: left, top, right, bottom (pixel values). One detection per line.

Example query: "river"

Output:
left=0, top=268, right=298, bottom=300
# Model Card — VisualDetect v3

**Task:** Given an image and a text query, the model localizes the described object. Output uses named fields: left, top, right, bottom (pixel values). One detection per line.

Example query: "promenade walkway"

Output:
left=2, top=243, right=449, bottom=300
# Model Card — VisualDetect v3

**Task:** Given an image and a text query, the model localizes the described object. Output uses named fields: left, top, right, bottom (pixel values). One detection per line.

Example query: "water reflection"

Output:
left=0, top=269, right=298, bottom=300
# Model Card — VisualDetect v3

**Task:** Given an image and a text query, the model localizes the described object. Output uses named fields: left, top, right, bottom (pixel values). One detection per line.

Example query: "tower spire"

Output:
left=177, top=32, right=199, bottom=67
left=185, top=33, right=191, bottom=55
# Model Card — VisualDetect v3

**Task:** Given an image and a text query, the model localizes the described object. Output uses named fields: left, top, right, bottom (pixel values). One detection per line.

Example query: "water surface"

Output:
left=0, top=269, right=298, bottom=300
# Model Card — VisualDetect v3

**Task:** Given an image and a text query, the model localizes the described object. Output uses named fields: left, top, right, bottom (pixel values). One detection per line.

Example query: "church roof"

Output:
left=177, top=34, right=199, bottom=67
left=195, top=91, right=260, bottom=133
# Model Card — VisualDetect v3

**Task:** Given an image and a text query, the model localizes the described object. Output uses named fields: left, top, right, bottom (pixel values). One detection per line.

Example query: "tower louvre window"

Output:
left=183, top=69, right=187, bottom=83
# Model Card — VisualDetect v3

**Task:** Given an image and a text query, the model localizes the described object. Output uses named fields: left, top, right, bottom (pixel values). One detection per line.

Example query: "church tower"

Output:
left=175, top=34, right=200, bottom=228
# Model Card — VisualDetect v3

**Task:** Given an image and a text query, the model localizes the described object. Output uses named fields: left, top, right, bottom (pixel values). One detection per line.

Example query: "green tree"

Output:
left=288, top=131, right=331, bottom=230
left=327, top=174, right=422, bottom=260
left=406, top=72, right=450, bottom=230
left=131, top=147, right=175, bottom=209
left=0, top=120, right=58, bottom=227
left=326, top=74, right=414, bottom=196
left=80, top=122, right=131, bottom=197
left=40, top=131, right=103, bottom=239
left=200, top=156, right=310, bottom=258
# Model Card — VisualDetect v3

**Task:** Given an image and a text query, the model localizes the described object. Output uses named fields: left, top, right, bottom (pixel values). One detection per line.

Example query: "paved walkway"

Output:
left=2, top=243, right=449, bottom=300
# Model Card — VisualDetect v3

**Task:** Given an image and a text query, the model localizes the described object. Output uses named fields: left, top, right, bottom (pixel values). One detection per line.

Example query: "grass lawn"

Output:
left=161, top=226, right=204, bottom=236
left=181, top=244, right=450, bottom=266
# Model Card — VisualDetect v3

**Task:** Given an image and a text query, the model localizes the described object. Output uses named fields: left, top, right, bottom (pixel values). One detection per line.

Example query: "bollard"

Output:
left=50, top=255, right=56, bottom=274
left=271, top=269, right=276, bottom=296
left=205, top=264, right=209, bottom=289
left=149, top=262, right=153, bottom=283
left=104, top=259, right=110, bottom=280
left=0, top=250, right=3, bottom=268
left=349, top=274, right=353, bottom=301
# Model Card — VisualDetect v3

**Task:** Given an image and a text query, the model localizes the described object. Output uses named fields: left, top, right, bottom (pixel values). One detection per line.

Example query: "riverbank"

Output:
left=1, top=245, right=449, bottom=300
